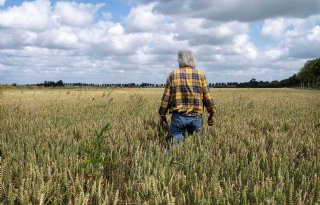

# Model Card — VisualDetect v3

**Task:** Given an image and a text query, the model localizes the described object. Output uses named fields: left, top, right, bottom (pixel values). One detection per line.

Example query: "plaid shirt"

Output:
left=159, top=66, right=215, bottom=116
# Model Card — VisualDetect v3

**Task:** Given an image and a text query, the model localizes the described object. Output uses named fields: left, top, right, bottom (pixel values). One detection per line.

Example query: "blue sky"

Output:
left=0, top=0, right=319, bottom=84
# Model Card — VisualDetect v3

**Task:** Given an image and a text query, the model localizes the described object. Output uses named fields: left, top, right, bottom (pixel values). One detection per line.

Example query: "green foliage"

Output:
left=298, top=58, right=320, bottom=87
left=81, top=123, right=110, bottom=178
left=43, top=80, right=65, bottom=87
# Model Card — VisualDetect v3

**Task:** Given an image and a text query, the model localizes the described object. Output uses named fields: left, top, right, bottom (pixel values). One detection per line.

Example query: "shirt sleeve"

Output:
left=201, top=74, right=216, bottom=115
left=158, top=75, right=171, bottom=115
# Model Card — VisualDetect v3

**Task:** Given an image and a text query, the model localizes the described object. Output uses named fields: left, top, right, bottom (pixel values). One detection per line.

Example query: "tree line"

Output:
left=211, top=58, right=319, bottom=88
left=3, top=58, right=319, bottom=88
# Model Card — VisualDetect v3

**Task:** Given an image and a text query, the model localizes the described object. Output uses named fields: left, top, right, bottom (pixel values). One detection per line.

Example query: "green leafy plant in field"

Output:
left=81, top=123, right=111, bottom=178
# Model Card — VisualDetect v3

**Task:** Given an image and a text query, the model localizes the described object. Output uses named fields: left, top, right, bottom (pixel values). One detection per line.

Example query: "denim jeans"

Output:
left=169, top=113, right=203, bottom=143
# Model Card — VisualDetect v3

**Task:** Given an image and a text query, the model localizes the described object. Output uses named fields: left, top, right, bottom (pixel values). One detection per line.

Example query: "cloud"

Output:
left=261, top=18, right=287, bottom=40
left=0, top=0, right=319, bottom=84
left=0, top=29, right=38, bottom=49
left=150, top=0, right=320, bottom=22
left=308, top=25, right=320, bottom=42
left=176, top=19, right=249, bottom=46
left=0, top=0, right=52, bottom=30
left=54, top=1, right=104, bottom=27
left=261, top=15, right=320, bottom=59
left=287, top=36, right=320, bottom=59
left=264, top=49, right=288, bottom=61
left=125, top=3, right=175, bottom=32
left=38, top=28, right=81, bottom=49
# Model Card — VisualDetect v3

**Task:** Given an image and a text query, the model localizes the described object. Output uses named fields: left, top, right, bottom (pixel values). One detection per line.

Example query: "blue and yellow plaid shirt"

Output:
left=159, top=66, right=215, bottom=116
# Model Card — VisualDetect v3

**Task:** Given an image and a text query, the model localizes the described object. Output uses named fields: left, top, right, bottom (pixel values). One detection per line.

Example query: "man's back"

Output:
left=159, top=66, right=215, bottom=117
left=168, top=66, right=209, bottom=115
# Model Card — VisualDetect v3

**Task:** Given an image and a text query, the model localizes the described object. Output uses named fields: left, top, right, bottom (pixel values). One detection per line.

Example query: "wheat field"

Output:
left=0, top=88, right=320, bottom=205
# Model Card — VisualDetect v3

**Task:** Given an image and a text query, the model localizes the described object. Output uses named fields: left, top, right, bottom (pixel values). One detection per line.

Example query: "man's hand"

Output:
left=160, top=115, right=168, bottom=127
left=208, top=114, right=216, bottom=126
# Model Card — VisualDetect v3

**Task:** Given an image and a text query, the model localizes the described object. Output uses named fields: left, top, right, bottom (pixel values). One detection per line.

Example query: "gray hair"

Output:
left=177, top=50, right=197, bottom=68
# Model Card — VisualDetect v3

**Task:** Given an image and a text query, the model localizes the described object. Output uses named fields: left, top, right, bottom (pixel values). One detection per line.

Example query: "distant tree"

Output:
left=249, top=78, right=258, bottom=87
left=44, top=81, right=56, bottom=87
left=271, top=80, right=280, bottom=88
left=279, top=74, right=300, bottom=87
left=56, top=80, right=64, bottom=87
left=298, top=58, right=320, bottom=88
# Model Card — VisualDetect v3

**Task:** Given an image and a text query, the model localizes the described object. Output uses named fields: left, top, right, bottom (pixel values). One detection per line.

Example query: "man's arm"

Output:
left=159, top=76, right=171, bottom=126
left=201, top=74, right=216, bottom=125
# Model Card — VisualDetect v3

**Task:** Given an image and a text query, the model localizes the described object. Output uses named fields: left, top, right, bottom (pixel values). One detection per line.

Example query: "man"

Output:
left=159, top=50, right=216, bottom=143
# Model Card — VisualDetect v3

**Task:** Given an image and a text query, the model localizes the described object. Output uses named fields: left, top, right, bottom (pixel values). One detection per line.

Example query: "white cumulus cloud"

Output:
left=262, top=18, right=287, bottom=40
left=308, top=25, right=320, bottom=42
left=54, top=1, right=103, bottom=27
left=0, top=0, right=52, bottom=30
left=125, top=3, right=175, bottom=32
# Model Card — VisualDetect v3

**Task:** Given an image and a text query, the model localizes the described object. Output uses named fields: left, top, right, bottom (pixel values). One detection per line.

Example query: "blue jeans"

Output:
left=169, top=113, right=203, bottom=143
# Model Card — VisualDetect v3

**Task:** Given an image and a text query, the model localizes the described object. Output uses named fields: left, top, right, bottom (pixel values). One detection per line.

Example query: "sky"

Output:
left=0, top=0, right=320, bottom=84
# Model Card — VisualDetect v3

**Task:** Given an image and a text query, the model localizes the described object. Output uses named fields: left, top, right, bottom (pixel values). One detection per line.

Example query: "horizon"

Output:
left=1, top=76, right=295, bottom=86
left=1, top=0, right=320, bottom=84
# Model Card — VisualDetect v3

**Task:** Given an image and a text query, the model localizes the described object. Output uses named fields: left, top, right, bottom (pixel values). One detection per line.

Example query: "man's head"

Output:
left=177, top=50, right=197, bottom=69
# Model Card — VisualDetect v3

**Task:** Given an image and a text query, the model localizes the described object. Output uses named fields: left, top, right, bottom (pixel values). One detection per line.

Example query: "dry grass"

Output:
left=1, top=88, right=320, bottom=204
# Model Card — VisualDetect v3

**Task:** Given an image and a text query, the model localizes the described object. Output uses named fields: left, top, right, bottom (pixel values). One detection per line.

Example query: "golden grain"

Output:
left=0, top=88, right=319, bottom=204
